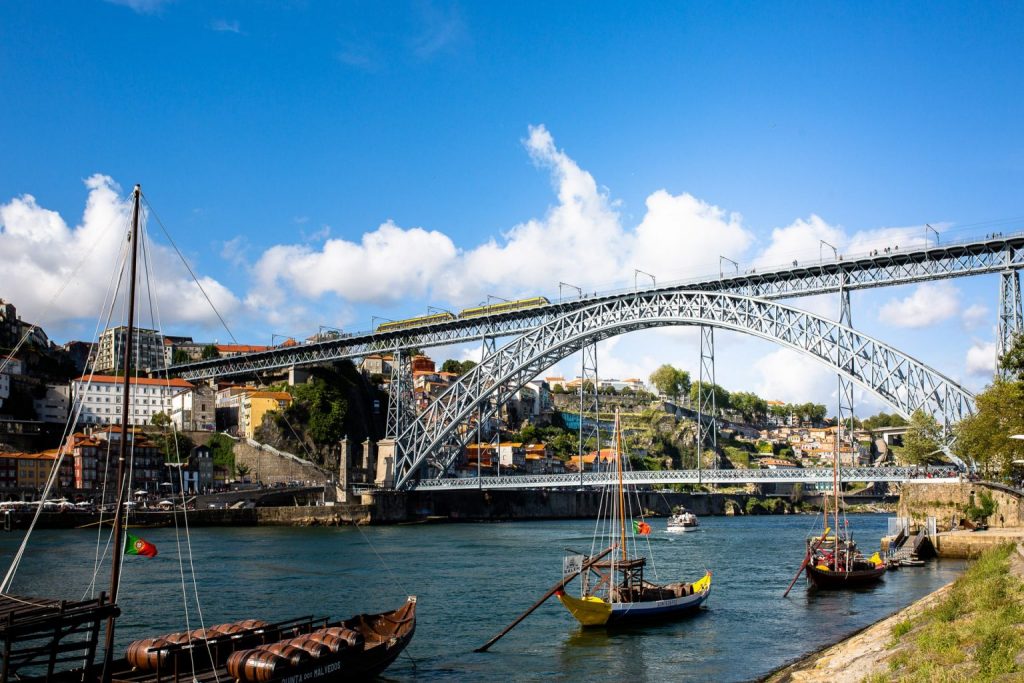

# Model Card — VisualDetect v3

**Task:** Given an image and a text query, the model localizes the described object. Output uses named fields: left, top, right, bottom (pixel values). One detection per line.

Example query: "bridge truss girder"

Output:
left=411, top=466, right=959, bottom=491
left=393, top=291, right=975, bottom=489
left=173, top=236, right=1023, bottom=381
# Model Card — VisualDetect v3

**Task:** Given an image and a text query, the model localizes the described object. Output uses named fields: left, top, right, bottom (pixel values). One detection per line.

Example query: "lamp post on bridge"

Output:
left=559, top=282, right=583, bottom=303
left=634, top=269, right=656, bottom=293
left=925, top=224, right=939, bottom=247
left=371, top=315, right=394, bottom=329
left=819, top=240, right=838, bottom=263
left=719, top=256, right=738, bottom=279
left=427, top=305, right=454, bottom=317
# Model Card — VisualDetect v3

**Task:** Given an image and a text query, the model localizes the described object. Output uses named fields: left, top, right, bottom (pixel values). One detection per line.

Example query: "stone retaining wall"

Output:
left=897, top=481, right=1024, bottom=529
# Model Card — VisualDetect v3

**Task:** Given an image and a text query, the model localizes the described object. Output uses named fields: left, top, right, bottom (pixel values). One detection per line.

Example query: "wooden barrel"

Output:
left=162, top=632, right=192, bottom=645
left=306, top=633, right=345, bottom=653
left=226, top=649, right=287, bottom=683
left=314, top=627, right=364, bottom=652
left=235, top=619, right=269, bottom=630
left=285, top=636, right=329, bottom=659
left=125, top=638, right=170, bottom=671
left=261, top=643, right=311, bottom=667
left=211, top=624, right=247, bottom=636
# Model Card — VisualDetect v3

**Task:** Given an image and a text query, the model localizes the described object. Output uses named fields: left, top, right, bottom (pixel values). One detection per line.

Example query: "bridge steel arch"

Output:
left=393, top=291, right=975, bottom=490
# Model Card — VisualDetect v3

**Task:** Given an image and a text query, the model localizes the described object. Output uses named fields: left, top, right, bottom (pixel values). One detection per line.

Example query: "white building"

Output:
left=169, top=385, right=216, bottom=431
left=96, top=326, right=165, bottom=373
left=71, top=375, right=193, bottom=426
left=34, top=384, right=70, bottom=424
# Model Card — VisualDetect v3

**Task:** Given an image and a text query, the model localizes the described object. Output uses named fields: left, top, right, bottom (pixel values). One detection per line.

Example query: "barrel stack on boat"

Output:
left=115, top=596, right=416, bottom=683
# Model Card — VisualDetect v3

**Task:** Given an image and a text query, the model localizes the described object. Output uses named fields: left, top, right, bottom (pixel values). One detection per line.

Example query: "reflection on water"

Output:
left=0, top=515, right=965, bottom=682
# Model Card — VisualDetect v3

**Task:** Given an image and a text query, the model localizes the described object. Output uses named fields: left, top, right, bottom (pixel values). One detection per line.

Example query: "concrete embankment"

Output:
left=12, top=489, right=800, bottom=529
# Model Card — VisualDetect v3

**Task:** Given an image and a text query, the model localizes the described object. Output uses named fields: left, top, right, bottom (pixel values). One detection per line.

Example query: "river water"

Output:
left=1, top=514, right=965, bottom=682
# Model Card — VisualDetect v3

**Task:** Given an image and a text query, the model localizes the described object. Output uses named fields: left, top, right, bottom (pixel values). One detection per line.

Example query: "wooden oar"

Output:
left=475, top=545, right=615, bottom=653
left=782, top=526, right=830, bottom=598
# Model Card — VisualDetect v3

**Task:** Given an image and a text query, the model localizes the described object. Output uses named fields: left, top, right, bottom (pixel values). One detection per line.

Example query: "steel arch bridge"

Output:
left=393, top=290, right=975, bottom=489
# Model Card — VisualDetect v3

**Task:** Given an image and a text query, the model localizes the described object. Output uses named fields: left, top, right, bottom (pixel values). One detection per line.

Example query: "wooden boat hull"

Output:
left=558, top=572, right=711, bottom=627
left=105, top=597, right=416, bottom=683
left=805, top=564, right=885, bottom=590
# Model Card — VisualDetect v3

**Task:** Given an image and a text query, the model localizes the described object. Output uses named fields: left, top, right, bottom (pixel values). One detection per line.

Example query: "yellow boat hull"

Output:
left=557, top=571, right=712, bottom=627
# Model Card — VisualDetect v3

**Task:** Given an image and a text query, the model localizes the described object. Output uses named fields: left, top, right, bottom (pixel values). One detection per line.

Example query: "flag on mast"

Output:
left=124, top=533, right=158, bottom=558
left=632, top=520, right=651, bottom=536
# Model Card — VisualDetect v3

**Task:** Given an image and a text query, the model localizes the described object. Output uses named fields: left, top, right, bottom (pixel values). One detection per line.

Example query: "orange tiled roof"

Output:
left=245, top=391, right=292, bottom=401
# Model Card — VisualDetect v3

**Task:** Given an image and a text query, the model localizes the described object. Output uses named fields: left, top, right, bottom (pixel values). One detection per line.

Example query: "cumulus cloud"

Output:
left=877, top=282, right=960, bottom=328
left=0, top=175, right=239, bottom=335
left=966, top=341, right=997, bottom=376
left=962, top=303, right=989, bottom=330
left=248, top=125, right=758, bottom=315
left=247, top=221, right=458, bottom=311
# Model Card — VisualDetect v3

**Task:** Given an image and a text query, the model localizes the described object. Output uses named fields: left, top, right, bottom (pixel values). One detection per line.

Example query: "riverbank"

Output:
left=764, top=542, right=1024, bottom=682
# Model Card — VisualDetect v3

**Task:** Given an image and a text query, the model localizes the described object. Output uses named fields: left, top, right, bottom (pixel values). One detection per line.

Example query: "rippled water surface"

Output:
left=0, top=515, right=965, bottom=682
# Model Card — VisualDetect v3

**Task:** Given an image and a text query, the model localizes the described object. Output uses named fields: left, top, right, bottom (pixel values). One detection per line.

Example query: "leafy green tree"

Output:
left=649, top=364, right=690, bottom=401
left=201, top=344, right=219, bottom=360
left=956, top=379, right=1024, bottom=478
left=902, top=409, right=942, bottom=465
left=289, top=377, right=348, bottom=446
left=207, top=433, right=236, bottom=472
left=862, top=412, right=909, bottom=430
left=998, top=332, right=1024, bottom=382
left=730, top=391, right=767, bottom=424
left=171, top=349, right=191, bottom=365
left=689, top=381, right=730, bottom=412
left=151, top=411, right=171, bottom=428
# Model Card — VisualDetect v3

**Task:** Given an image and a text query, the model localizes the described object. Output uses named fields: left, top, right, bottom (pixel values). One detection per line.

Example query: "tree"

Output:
left=999, top=332, right=1024, bottom=382
left=956, top=379, right=1024, bottom=478
left=151, top=411, right=171, bottom=428
left=649, top=364, right=690, bottom=401
left=207, top=433, right=236, bottom=473
left=902, top=409, right=941, bottom=465
left=688, top=381, right=730, bottom=412
left=862, top=412, right=908, bottom=430
left=730, top=391, right=767, bottom=424
left=171, top=349, right=190, bottom=365
left=201, top=344, right=219, bottom=360
left=289, top=377, right=348, bottom=446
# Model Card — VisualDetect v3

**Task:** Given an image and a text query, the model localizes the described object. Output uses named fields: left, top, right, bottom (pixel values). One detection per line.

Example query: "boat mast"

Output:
left=102, top=184, right=142, bottom=678
left=616, top=410, right=626, bottom=561
left=833, top=427, right=840, bottom=572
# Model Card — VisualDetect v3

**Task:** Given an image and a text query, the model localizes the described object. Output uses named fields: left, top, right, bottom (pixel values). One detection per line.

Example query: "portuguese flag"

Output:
left=632, top=520, right=651, bottom=536
left=125, top=533, right=158, bottom=558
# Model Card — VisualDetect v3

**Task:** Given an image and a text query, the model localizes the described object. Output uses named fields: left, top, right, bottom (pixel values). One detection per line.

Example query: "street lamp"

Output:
left=819, top=240, right=838, bottom=262
left=634, top=269, right=656, bottom=293
left=925, top=224, right=939, bottom=246
left=559, top=282, right=582, bottom=302
left=371, top=316, right=394, bottom=330
left=719, top=256, right=738, bottom=279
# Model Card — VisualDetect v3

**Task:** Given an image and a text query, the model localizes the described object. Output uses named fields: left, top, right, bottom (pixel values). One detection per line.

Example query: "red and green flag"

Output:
left=632, top=520, right=651, bottom=536
left=124, top=533, right=158, bottom=558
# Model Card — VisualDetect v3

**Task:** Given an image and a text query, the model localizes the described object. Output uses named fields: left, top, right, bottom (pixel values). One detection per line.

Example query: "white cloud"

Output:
left=0, top=175, right=239, bottom=335
left=210, top=19, right=242, bottom=34
left=753, top=348, right=837, bottom=405
left=247, top=221, right=458, bottom=312
left=753, top=215, right=845, bottom=269
left=104, top=0, right=172, bottom=14
left=962, top=303, right=989, bottom=329
left=966, top=341, right=997, bottom=376
left=877, top=282, right=960, bottom=328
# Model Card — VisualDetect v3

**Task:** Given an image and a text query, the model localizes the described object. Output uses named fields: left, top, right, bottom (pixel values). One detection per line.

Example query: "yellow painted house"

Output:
left=240, top=391, right=293, bottom=439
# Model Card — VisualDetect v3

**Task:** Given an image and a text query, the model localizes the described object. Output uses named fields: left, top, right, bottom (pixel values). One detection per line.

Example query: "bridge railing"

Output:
left=408, top=466, right=961, bottom=491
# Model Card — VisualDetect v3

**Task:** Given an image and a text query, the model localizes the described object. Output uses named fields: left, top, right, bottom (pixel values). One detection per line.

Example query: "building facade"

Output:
left=169, top=385, right=216, bottom=431
left=96, top=326, right=165, bottom=373
left=239, top=391, right=292, bottom=439
left=71, top=375, right=194, bottom=426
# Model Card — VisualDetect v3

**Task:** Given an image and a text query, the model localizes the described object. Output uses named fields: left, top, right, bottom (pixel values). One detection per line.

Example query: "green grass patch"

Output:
left=880, top=543, right=1023, bottom=682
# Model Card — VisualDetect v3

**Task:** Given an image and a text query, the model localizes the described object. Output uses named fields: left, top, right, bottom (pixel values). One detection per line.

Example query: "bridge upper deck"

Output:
left=173, top=233, right=1023, bottom=380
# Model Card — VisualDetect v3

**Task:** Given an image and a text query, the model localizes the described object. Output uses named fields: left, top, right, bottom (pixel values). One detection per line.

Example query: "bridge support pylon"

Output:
left=837, top=282, right=858, bottom=466
left=696, top=325, right=718, bottom=472
left=998, top=269, right=1023, bottom=377
left=385, top=349, right=414, bottom=439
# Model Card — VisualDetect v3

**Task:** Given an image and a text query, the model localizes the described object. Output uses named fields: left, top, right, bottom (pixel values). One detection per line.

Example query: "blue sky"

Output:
left=1, top=1, right=1022, bottom=412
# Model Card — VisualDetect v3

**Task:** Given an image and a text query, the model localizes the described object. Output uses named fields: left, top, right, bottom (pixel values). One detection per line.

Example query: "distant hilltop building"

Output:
left=96, top=325, right=164, bottom=373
